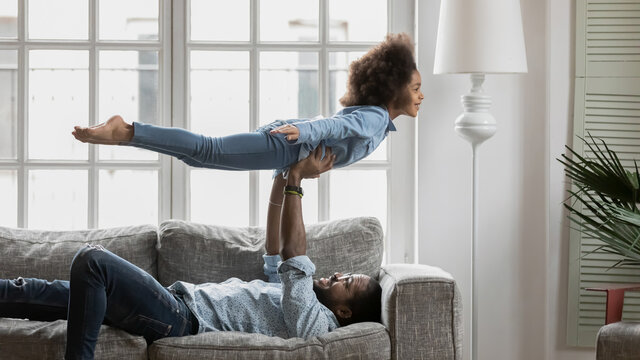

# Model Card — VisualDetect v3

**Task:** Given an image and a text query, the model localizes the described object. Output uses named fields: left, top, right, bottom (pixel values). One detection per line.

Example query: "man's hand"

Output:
left=289, top=146, right=336, bottom=181
left=270, top=124, right=300, bottom=141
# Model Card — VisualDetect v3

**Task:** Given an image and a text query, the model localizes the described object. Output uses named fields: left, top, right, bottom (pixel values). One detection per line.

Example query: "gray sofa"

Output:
left=0, top=217, right=462, bottom=360
left=597, top=322, right=640, bottom=360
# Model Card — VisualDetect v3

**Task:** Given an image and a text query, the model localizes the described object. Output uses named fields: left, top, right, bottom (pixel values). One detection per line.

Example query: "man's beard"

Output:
left=313, top=282, right=336, bottom=309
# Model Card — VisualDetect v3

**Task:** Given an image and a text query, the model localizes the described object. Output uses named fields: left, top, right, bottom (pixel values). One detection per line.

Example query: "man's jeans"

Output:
left=0, top=245, right=196, bottom=360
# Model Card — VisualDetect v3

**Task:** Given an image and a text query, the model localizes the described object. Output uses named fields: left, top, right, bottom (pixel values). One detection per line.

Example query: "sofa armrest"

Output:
left=379, top=264, right=462, bottom=360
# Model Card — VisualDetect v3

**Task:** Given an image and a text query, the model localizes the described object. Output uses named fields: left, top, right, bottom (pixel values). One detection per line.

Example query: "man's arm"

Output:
left=280, top=147, right=335, bottom=260
left=265, top=174, right=287, bottom=255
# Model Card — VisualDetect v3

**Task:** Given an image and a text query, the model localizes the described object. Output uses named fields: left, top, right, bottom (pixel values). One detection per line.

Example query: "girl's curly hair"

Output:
left=339, top=33, right=417, bottom=108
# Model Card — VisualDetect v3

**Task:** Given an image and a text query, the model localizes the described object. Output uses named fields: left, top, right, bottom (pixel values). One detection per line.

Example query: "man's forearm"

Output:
left=280, top=173, right=306, bottom=260
left=278, top=146, right=334, bottom=260
left=265, top=175, right=287, bottom=255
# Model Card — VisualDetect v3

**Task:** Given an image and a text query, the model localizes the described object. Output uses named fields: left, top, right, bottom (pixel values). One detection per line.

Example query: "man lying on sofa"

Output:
left=0, top=146, right=383, bottom=360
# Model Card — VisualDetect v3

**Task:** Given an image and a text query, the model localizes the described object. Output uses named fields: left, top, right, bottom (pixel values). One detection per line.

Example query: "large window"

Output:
left=0, top=0, right=415, bottom=263
left=0, top=0, right=170, bottom=230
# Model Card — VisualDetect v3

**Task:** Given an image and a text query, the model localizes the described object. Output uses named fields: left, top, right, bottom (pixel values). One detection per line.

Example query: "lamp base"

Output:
left=455, top=74, right=496, bottom=147
left=455, top=73, right=496, bottom=360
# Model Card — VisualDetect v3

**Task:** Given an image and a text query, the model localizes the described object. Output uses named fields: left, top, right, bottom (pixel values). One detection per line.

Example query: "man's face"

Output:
left=313, top=272, right=371, bottom=310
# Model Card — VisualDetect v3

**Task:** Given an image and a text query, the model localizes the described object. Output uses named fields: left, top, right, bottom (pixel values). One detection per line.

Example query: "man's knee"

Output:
left=70, top=244, right=107, bottom=277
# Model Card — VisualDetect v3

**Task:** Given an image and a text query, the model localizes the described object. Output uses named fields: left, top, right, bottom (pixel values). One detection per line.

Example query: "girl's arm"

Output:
left=270, top=106, right=388, bottom=144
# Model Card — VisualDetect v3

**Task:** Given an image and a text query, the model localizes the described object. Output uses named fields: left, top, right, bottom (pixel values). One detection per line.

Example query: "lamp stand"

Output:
left=454, top=73, right=496, bottom=360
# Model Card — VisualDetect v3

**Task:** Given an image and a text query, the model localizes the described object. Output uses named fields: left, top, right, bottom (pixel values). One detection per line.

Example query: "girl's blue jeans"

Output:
left=0, top=245, right=196, bottom=360
left=129, top=122, right=302, bottom=171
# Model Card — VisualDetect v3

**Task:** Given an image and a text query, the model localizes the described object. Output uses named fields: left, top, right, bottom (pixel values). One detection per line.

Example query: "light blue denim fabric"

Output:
left=169, top=254, right=340, bottom=339
left=128, top=105, right=396, bottom=177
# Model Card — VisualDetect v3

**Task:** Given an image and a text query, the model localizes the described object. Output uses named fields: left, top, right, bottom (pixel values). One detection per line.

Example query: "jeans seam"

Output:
left=137, top=314, right=172, bottom=337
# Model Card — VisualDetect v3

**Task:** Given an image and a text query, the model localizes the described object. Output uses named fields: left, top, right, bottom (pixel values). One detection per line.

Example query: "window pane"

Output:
left=329, top=0, right=387, bottom=42
left=99, top=170, right=157, bottom=227
left=329, top=51, right=387, bottom=160
left=29, top=50, right=88, bottom=160
left=0, top=50, right=17, bottom=159
left=28, top=0, right=88, bottom=40
left=190, top=170, right=249, bottom=226
left=99, top=0, right=158, bottom=40
left=260, top=0, right=318, bottom=42
left=260, top=52, right=319, bottom=126
left=28, top=170, right=87, bottom=230
left=0, top=1, right=18, bottom=38
left=190, top=0, right=249, bottom=42
left=99, top=50, right=159, bottom=160
left=330, top=170, right=386, bottom=234
left=0, top=170, right=17, bottom=227
left=258, top=170, right=318, bottom=227
left=190, top=51, right=249, bottom=136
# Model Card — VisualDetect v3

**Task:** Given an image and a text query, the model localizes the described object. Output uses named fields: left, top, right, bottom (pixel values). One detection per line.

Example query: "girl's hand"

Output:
left=270, top=124, right=300, bottom=141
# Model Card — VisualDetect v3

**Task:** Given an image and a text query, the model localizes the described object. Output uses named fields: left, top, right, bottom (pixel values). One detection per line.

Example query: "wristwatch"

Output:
left=284, top=185, right=303, bottom=197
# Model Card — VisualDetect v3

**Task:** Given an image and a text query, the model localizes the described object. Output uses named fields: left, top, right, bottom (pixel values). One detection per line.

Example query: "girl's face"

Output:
left=403, top=70, right=424, bottom=118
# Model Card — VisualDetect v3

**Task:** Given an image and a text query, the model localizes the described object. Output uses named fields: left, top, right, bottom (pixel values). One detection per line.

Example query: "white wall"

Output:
left=417, top=0, right=555, bottom=358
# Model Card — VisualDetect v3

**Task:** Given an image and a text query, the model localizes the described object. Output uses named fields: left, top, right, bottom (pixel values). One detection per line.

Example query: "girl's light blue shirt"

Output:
left=258, top=105, right=396, bottom=176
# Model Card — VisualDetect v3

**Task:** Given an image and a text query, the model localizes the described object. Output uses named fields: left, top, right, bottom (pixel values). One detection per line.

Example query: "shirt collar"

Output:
left=387, top=117, right=397, bottom=132
left=380, top=105, right=397, bottom=132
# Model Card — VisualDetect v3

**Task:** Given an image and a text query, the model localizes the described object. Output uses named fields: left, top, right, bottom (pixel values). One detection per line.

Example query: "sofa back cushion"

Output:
left=157, top=217, right=383, bottom=286
left=0, top=225, right=158, bottom=280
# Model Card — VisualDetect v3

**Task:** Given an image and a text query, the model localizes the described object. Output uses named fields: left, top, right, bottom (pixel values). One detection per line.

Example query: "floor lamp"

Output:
left=432, top=1, right=528, bottom=359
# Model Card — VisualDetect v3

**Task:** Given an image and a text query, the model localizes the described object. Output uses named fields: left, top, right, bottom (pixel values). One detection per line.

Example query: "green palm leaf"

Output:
left=559, top=134, right=640, bottom=268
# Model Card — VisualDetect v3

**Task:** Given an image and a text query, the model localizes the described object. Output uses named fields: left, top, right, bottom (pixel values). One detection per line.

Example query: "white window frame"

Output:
left=0, top=0, right=173, bottom=229
left=171, top=0, right=416, bottom=263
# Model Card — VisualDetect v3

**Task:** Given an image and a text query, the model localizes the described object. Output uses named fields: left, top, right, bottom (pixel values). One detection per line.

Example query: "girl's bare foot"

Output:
left=72, top=115, right=134, bottom=145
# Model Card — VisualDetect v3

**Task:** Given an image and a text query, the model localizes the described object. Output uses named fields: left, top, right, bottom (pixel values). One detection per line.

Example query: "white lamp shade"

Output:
left=433, top=0, right=528, bottom=74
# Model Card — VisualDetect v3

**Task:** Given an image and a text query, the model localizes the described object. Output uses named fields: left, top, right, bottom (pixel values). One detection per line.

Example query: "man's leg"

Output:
left=0, top=277, right=70, bottom=321
left=66, top=245, right=194, bottom=360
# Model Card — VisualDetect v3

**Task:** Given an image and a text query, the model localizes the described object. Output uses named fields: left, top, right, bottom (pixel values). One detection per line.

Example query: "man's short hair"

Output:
left=347, top=278, right=382, bottom=325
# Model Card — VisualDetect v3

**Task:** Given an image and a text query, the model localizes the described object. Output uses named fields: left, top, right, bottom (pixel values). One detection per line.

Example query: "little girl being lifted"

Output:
left=73, top=33, right=424, bottom=176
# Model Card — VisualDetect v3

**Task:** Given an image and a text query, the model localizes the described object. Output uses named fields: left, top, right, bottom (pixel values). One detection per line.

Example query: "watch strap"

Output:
left=284, top=185, right=303, bottom=197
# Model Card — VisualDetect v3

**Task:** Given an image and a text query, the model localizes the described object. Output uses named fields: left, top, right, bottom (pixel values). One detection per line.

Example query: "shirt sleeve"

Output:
left=292, top=106, right=388, bottom=145
left=262, top=254, right=282, bottom=283
left=278, top=255, right=340, bottom=339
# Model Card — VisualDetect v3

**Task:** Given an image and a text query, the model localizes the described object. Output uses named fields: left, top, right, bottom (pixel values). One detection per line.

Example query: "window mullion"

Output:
left=158, top=0, right=172, bottom=223
left=387, top=0, right=416, bottom=263
left=171, top=0, right=188, bottom=221
left=88, top=0, right=97, bottom=228
left=17, top=0, right=26, bottom=228
left=318, top=0, right=330, bottom=222
left=249, top=0, right=260, bottom=226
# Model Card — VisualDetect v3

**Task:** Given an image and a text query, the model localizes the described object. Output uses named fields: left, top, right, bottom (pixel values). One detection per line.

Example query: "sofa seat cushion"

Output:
left=0, top=318, right=147, bottom=360
left=596, top=321, right=640, bottom=360
left=148, top=322, right=390, bottom=360
left=157, top=217, right=383, bottom=286
left=0, top=225, right=159, bottom=280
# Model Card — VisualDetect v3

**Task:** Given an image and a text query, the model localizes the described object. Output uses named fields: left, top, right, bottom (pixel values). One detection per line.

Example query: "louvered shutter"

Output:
left=568, top=0, right=640, bottom=347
